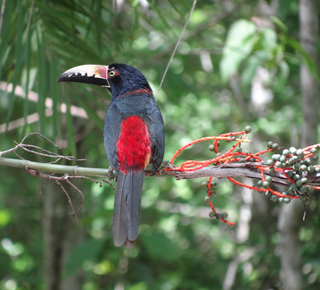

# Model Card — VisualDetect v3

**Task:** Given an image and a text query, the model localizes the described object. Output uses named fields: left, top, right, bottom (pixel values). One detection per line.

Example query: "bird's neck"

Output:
left=111, top=86, right=153, bottom=100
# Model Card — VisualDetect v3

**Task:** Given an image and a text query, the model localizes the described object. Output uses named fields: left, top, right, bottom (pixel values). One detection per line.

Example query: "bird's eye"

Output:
left=109, top=70, right=116, bottom=77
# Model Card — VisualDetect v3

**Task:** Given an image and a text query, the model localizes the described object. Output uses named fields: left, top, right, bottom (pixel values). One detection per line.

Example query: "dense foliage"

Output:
left=0, top=0, right=319, bottom=289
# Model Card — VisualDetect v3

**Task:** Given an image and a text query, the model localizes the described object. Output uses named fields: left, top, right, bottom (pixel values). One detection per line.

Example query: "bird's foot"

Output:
left=107, top=166, right=118, bottom=182
left=158, top=160, right=175, bottom=174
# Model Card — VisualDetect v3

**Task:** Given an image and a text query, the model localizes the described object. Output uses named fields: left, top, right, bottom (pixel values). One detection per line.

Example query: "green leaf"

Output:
left=220, top=19, right=258, bottom=82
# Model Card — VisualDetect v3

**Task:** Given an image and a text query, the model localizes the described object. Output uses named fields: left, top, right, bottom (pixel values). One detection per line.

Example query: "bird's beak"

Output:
left=57, top=64, right=110, bottom=87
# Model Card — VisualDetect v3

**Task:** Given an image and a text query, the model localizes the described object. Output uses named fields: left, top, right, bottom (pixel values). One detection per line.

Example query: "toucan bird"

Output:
left=58, top=63, right=165, bottom=248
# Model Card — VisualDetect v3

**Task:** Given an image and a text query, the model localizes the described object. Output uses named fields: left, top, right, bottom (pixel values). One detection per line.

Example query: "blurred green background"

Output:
left=0, top=0, right=319, bottom=289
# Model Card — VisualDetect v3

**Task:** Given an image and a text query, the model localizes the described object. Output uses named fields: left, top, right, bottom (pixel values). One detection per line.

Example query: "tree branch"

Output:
left=2, top=156, right=320, bottom=188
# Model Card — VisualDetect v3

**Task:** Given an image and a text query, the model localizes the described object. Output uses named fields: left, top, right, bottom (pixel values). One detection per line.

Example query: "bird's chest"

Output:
left=117, top=116, right=152, bottom=173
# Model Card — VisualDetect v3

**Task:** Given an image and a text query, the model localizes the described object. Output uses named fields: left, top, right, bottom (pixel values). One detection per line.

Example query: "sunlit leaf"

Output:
left=220, top=19, right=257, bottom=82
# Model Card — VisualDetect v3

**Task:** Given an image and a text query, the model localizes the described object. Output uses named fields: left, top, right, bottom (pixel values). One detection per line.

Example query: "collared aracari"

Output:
left=58, top=63, right=165, bottom=248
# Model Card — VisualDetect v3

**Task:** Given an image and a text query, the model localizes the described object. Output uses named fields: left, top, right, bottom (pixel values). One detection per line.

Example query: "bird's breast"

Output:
left=117, top=116, right=152, bottom=173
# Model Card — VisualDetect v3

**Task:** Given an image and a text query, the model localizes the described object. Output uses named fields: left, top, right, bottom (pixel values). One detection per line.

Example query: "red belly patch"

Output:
left=117, top=116, right=151, bottom=173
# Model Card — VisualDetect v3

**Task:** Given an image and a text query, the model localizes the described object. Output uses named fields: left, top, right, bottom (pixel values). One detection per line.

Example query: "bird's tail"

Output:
left=112, top=170, right=144, bottom=248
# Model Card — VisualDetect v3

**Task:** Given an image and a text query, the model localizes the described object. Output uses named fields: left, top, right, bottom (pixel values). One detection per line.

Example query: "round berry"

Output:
left=284, top=197, right=291, bottom=203
left=263, top=181, right=270, bottom=188
left=283, top=149, right=290, bottom=156
left=209, top=211, right=215, bottom=218
left=208, top=144, right=215, bottom=151
left=221, top=212, right=229, bottom=219
left=267, top=141, right=273, bottom=149
left=244, top=126, right=252, bottom=133
left=204, top=196, right=211, bottom=203
left=270, top=195, right=278, bottom=202
left=289, top=147, right=297, bottom=154
left=267, top=159, right=274, bottom=166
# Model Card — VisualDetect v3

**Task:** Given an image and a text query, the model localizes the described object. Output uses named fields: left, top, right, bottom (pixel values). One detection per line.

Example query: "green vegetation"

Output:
left=0, top=0, right=319, bottom=289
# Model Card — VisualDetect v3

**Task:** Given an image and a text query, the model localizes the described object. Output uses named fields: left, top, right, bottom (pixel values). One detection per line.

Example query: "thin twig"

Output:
left=39, top=178, right=50, bottom=195
left=65, top=178, right=84, bottom=215
left=155, top=0, right=198, bottom=101
left=55, top=180, right=79, bottom=222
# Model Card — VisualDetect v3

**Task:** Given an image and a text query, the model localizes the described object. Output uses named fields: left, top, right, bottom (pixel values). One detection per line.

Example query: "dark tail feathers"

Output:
left=112, top=170, right=144, bottom=248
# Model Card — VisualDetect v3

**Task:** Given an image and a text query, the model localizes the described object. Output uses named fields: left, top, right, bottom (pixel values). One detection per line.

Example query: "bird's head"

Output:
left=58, top=63, right=152, bottom=98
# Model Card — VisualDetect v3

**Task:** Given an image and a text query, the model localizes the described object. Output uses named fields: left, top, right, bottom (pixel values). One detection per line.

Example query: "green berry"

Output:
left=293, top=164, right=300, bottom=171
left=288, top=158, right=295, bottom=165
left=272, top=143, right=279, bottom=150
left=257, top=180, right=263, bottom=187
left=283, top=149, right=290, bottom=156
left=210, top=191, right=217, bottom=197
left=286, top=171, right=294, bottom=178
left=221, top=212, right=229, bottom=219
left=311, top=148, right=317, bottom=154
left=209, top=211, right=215, bottom=218
left=284, top=197, right=291, bottom=203
left=208, top=144, right=215, bottom=151
left=268, top=167, right=275, bottom=176
left=279, top=197, right=284, bottom=203
left=308, top=165, right=315, bottom=173
left=263, top=181, right=270, bottom=188
left=267, top=159, right=274, bottom=166
left=275, top=161, right=282, bottom=168
left=270, top=195, right=278, bottom=202
left=204, top=196, right=211, bottom=203
left=267, top=141, right=273, bottom=149
left=293, top=174, right=301, bottom=180
left=289, top=147, right=297, bottom=154
left=296, top=180, right=303, bottom=188
left=308, top=185, right=314, bottom=193
left=300, top=165, right=307, bottom=171
left=312, top=154, right=319, bottom=161
left=289, top=184, right=297, bottom=191
left=211, top=181, right=218, bottom=187
left=304, top=158, right=311, bottom=166
left=202, top=181, right=208, bottom=187
left=265, top=176, right=272, bottom=182
left=272, top=154, right=281, bottom=161
left=280, top=155, right=287, bottom=162
left=300, top=185, right=307, bottom=193
left=296, top=149, right=304, bottom=157
left=215, top=213, right=222, bottom=220
left=301, top=177, right=308, bottom=184
left=244, top=126, right=252, bottom=133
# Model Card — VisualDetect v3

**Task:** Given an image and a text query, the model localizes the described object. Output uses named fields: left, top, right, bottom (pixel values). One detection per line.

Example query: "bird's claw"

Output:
left=158, top=160, right=175, bottom=174
left=107, top=166, right=118, bottom=182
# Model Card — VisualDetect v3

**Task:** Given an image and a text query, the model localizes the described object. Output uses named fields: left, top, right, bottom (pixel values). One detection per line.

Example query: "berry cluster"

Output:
left=165, top=127, right=320, bottom=225
left=259, top=142, right=320, bottom=203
